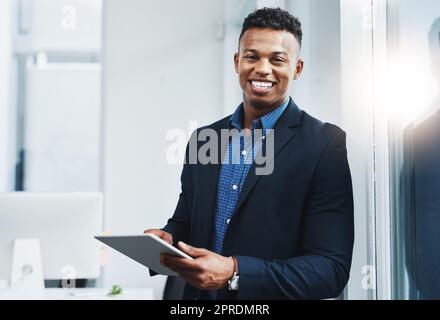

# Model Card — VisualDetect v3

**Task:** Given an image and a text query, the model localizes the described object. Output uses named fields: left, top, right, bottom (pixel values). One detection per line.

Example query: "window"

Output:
left=386, top=0, right=440, bottom=300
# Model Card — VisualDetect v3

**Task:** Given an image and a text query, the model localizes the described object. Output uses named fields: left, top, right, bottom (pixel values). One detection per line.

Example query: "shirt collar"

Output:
left=229, top=97, right=290, bottom=131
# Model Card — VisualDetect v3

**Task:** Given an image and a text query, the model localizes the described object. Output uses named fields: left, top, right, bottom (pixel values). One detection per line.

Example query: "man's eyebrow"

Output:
left=272, top=51, right=288, bottom=55
left=242, top=49, right=288, bottom=55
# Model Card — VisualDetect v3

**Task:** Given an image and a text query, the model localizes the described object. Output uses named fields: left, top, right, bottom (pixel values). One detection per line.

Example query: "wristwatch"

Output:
left=228, top=256, right=239, bottom=291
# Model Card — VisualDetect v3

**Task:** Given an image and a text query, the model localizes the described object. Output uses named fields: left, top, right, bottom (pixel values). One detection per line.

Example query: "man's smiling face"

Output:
left=234, top=27, right=303, bottom=111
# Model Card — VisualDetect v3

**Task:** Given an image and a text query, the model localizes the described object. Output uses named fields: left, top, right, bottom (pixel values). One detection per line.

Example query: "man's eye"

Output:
left=245, top=56, right=257, bottom=60
left=273, top=58, right=285, bottom=63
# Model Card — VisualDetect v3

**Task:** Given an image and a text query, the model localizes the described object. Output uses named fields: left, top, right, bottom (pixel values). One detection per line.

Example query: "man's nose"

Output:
left=255, top=59, right=271, bottom=76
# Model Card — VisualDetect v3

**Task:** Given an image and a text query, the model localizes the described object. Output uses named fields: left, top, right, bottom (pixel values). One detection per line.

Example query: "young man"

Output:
left=145, top=7, right=354, bottom=300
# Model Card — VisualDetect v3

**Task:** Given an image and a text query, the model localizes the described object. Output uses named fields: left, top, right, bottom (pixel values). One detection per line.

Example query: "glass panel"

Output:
left=388, top=0, right=440, bottom=299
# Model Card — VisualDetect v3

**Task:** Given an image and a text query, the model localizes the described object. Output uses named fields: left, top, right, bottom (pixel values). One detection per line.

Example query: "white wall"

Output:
left=222, top=0, right=252, bottom=115
left=287, top=0, right=342, bottom=127
left=102, top=0, right=223, bottom=299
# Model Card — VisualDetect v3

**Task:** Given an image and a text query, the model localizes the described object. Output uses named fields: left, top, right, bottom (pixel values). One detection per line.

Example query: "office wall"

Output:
left=287, top=0, right=342, bottom=127
left=102, top=0, right=223, bottom=298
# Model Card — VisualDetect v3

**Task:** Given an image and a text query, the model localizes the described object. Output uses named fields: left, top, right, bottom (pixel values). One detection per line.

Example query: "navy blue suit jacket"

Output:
left=162, top=99, right=354, bottom=300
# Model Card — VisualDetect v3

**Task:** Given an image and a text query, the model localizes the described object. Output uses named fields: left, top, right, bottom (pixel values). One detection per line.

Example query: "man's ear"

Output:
left=294, top=58, right=304, bottom=79
left=234, top=53, right=239, bottom=73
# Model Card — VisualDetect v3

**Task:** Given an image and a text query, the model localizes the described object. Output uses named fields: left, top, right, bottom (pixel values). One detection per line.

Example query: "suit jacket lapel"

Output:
left=234, top=100, right=303, bottom=214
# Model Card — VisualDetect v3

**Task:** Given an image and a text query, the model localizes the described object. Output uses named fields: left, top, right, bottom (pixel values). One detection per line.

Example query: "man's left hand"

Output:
left=161, top=241, right=235, bottom=290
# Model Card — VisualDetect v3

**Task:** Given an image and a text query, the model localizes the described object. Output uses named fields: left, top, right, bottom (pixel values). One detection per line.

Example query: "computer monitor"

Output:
left=0, top=192, right=103, bottom=281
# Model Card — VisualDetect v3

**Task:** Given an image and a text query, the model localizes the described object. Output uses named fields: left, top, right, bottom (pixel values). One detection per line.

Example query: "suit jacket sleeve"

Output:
left=236, top=130, right=354, bottom=299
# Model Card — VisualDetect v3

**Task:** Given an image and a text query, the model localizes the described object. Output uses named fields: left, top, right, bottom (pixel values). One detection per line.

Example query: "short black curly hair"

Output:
left=239, top=7, right=302, bottom=47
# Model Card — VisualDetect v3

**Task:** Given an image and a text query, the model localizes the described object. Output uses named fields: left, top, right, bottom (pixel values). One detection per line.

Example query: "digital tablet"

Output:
left=95, top=234, right=193, bottom=276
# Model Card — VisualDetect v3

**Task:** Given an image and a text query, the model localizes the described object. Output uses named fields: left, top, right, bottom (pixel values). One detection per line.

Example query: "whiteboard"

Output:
left=24, top=63, right=101, bottom=191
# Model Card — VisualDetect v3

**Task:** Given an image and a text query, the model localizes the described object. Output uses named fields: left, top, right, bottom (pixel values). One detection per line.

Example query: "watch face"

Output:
left=229, top=274, right=239, bottom=291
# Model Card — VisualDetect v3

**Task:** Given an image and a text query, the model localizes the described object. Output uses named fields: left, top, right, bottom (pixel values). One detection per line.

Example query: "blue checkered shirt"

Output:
left=203, top=98, right=289, bottom=299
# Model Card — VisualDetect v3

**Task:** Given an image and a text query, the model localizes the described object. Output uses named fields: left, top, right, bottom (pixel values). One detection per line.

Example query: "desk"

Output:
left=0, top=288, right=155, bottom=300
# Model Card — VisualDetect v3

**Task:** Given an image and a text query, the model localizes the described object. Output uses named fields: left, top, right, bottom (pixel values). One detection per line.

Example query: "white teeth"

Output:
left=252, top=81, right=273, bottom=89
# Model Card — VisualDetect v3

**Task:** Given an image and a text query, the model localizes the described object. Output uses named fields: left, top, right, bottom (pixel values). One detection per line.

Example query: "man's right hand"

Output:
left=143, top=229, right=173, bottom=245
